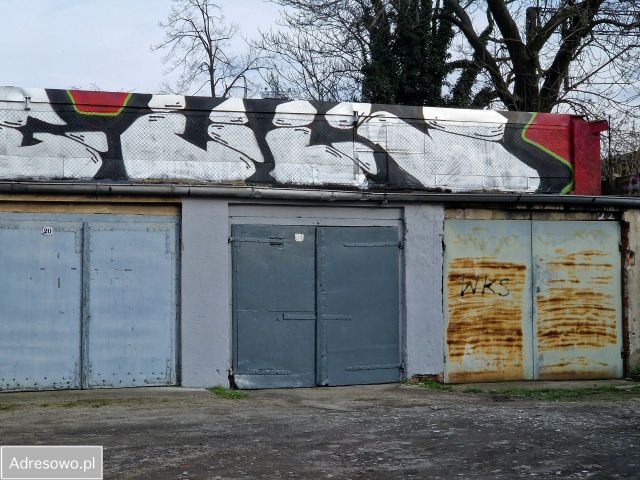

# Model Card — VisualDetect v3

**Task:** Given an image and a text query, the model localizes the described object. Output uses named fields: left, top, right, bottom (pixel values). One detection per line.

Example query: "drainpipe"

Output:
left=3, top=181, right=640, bottom=208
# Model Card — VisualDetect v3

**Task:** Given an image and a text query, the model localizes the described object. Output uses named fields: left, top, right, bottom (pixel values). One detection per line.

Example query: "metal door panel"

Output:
left=86, top=222, right=177, bottom=388
left=532, top=221, right=622, bottom=379
left=444, top=220, right=534, bottom=382
left=317, top=227, right=401, bottom=386
left=233, top=225, right=316, bottom=388
left=0, top=220, right=82, bottom=391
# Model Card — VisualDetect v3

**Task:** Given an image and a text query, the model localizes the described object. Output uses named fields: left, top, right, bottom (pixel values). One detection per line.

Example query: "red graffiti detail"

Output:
left=524, top=112, right=571, bottom=162
left=67, top=90, right=131, bottom=115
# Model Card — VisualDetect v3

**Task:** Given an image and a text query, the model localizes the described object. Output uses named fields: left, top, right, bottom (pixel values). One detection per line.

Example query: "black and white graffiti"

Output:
left=0, top=87, right=576, bottom=193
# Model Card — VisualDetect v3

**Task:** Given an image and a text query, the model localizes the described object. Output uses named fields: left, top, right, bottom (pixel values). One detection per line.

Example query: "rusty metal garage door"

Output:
left=532, top=221, right=622, bottom=380
left=444, top=219, right=622, bottom=383
left=444, top=220, right=534, bottom=383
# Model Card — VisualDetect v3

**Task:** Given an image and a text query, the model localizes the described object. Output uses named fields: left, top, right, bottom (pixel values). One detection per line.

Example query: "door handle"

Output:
left=281, top=313, right=316, bottom=321
left=321, top=315, right=352, bottom=321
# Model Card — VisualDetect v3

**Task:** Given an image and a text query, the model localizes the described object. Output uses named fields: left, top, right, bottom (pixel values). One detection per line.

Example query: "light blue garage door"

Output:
left=86, top=222, right=177, bottom=388
left=0, top=220, right=83, bottom=391
left=0, top=213, right=179, bottom=391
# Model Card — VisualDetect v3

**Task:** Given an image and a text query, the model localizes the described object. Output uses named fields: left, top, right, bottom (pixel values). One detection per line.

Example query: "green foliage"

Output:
left=417, top=379, right=454, bottom=391
left=0, top=403, right=21, bottom=412
left=207, top=386, right=248, bottom=399
left=361, top=0, right=454, bottom=106
left=462, top=387, right=483, bottom=394
left=361, top=2, right=396, bottom=104
left=409, top=379, right=640, bottom=400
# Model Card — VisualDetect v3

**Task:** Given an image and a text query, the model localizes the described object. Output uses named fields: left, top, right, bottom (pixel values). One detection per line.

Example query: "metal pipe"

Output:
left=1, top=181, right=640, bottom=208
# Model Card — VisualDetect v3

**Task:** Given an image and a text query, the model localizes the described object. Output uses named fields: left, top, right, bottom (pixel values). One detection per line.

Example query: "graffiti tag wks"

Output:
left=446, top=257, right=527, bottom=382
left=459, top=274, right=510, bottom=297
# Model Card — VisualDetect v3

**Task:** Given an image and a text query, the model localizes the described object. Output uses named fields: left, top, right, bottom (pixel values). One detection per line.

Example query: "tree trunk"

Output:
left=209, top=65, right=216, bottom=98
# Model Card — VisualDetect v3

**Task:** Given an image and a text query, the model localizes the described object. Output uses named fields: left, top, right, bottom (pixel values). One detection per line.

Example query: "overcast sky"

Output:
left=0, top=0, right=282, bottom=94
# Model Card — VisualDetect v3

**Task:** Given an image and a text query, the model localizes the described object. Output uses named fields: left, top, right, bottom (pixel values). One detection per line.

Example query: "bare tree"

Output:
left=152, top=0, right=266, bottom=97
left=602, top=115, right=640, bottom=180
left=258, top=0, right=366, bottom=101
left=260, top=0, right=640, bottom=123
left=437, top=0, right=640, bottom=182
left=442, top=0, right=640, bottom=115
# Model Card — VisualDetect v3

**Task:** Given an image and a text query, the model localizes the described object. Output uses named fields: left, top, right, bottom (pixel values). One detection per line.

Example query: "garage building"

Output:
left=0, top=86, right=636, bottom=390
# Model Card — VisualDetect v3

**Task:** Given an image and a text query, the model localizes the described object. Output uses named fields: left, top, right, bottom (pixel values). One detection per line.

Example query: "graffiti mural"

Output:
left=0, top=86, right=578, bottom=193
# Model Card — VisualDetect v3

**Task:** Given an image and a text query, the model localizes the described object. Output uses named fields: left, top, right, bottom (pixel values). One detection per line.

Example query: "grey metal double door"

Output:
left=0, top=214, right=178, bottom=391
left=233, top=225, right=401, bottom=389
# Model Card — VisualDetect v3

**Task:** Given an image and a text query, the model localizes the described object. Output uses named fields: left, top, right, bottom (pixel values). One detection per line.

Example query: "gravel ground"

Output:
left=0, top=383, right=639, bottom=479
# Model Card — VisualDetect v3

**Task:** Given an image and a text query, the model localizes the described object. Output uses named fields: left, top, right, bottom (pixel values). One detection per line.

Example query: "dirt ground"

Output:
left=1, top=382, right=639, bottom=479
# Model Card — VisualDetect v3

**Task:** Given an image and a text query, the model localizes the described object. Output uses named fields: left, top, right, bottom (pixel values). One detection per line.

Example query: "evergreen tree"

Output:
left=361, top=1, right=396, bottom=104
left=362, top=0, right=454, bottom=106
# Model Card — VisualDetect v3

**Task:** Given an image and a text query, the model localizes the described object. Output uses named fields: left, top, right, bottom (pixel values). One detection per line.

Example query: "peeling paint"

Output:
left=447, top=257, right=528, bottom=382
left=533, top=221, right=623, bottom=380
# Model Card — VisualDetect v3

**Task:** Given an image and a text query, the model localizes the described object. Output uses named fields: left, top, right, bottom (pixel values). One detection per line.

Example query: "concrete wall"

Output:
left=1, top=194, right=632, bottom=387
left=404, top=204, right=445, bottom=377
left=180, top=198, right=231, bottom=387
left=624, top=209, right=640, bottom=372
left=171, top=199, right=450, bottom=386
left=0, top=86, right=585, bottom=194
left=174, top=202, right=640, bottom=385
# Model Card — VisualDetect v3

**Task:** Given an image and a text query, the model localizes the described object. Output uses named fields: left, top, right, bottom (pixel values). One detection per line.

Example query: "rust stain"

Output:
left=547, top=262, right=613, bottom=268
left=546, top=250, right=612, bottom=268
left=537, top=370, right=616, bottom=381
left=447, top=369, right=524, bottom=384
left=537, top=249, right=618, bottom=352
left=537, top=355, right=613, bottom=381
left=538, top=346, right=617, bottom=380
left=539, top=357, right=608, bottom=370
left=447, top=257, right=527, bottom=381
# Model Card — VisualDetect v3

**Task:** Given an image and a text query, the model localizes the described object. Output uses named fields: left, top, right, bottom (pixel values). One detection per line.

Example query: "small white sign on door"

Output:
left=42, top=226, right=54, bottom=236
left=295, top=233, right=304, bottom=242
